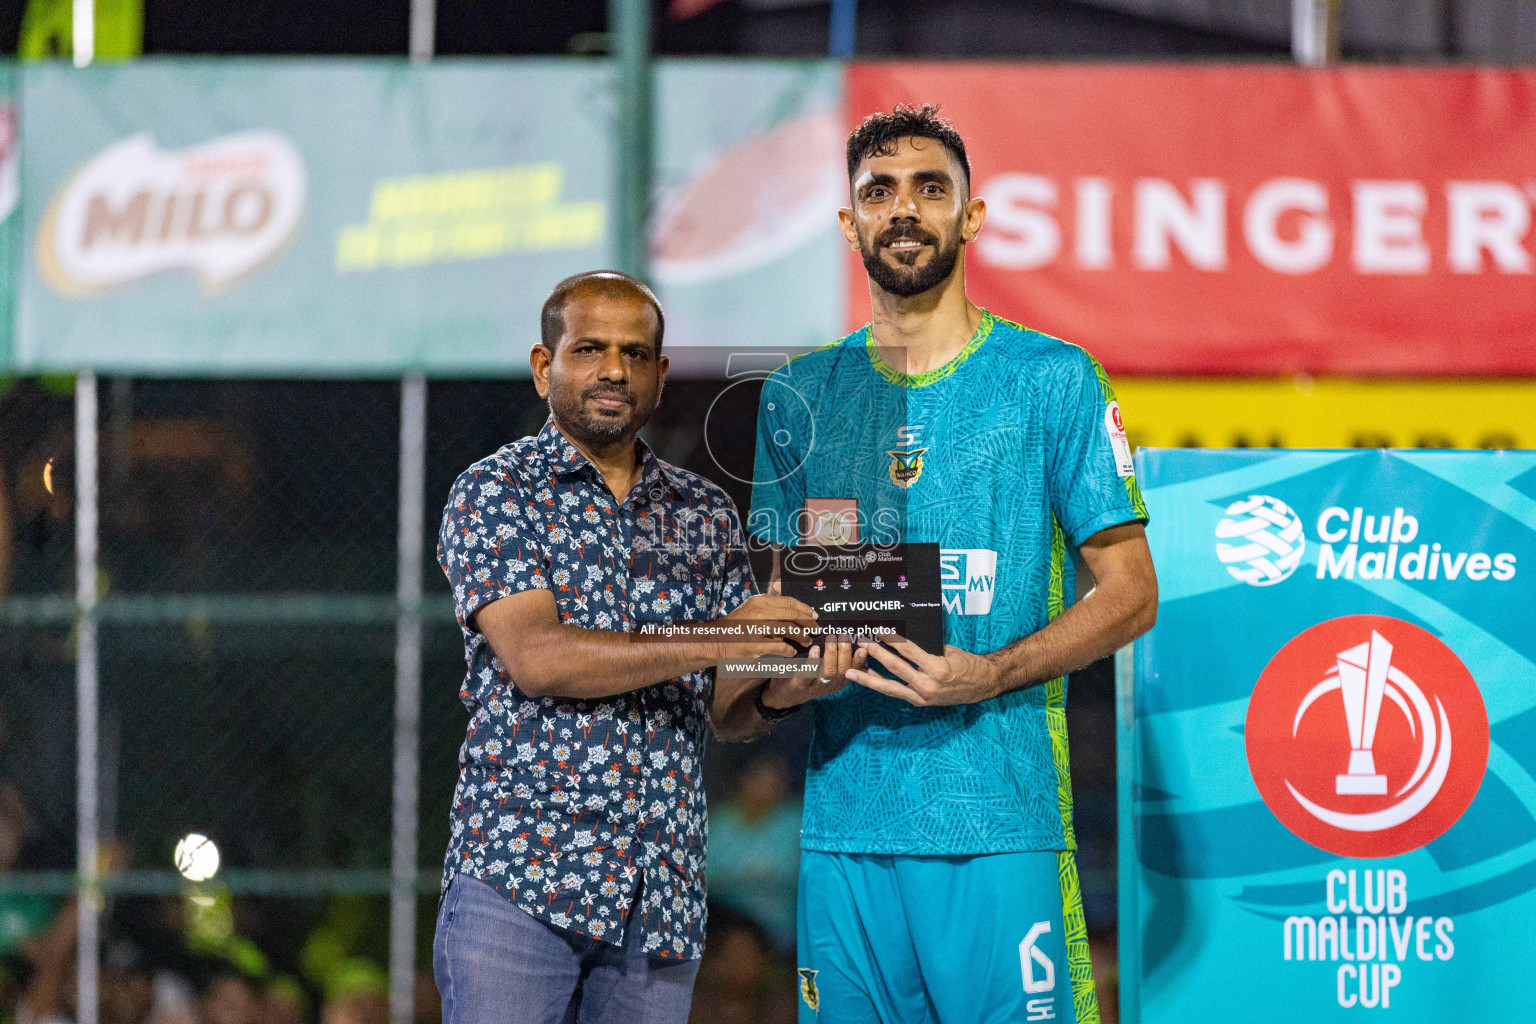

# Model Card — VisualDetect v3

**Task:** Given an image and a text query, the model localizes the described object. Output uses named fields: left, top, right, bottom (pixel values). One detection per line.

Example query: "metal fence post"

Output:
left=72, top=0, right=94, bottom=66
left=610, top=0, right=653, bottom=279
left=394, top=13, right=434, bottom=1017
left=1292, top=0, right=1342, bottom=65
left=390, top=373, right=428, bottom=1024
left=75, top=371, right=100, bottom=1024
left=409, top=0, right=436, bottom=62
left=830, top=0, right=859, bottom=59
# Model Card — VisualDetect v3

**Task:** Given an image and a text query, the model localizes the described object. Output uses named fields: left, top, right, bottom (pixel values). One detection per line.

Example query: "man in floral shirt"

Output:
left=431, top=271, right=856, bottom=1024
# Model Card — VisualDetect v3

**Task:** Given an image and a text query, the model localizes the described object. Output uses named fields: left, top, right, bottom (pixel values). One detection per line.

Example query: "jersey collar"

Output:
left=863, top=309, right=996, bottom=389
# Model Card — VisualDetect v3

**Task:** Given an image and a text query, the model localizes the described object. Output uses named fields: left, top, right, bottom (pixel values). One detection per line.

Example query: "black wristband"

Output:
left=751, top=682, right=799, bottom=723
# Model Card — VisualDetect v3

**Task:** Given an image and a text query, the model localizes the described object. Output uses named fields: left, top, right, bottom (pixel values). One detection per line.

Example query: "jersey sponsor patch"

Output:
left=887, top=447, right=928, bottom=488
left=797, top=968, right=820, bottom=1011
left=940, top=548, right=997, bottom=615
left=1105, top=400, right=1135, bottom=478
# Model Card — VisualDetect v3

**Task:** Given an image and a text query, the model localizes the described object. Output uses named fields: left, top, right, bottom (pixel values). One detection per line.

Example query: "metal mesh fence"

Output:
left=97, top=379, right=402, bottom=596
left=0, top=373, right=1124, bottom=1023
left=0, top=622, right=76, bottom=872
left=102, top=622, right=396, bottom=873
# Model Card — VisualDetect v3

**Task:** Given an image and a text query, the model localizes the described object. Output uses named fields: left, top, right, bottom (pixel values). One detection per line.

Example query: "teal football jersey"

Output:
left=748, top=310, right=1149, bottom=854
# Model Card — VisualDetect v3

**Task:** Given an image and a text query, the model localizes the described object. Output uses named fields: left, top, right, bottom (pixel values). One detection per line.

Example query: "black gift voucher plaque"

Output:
left=778, top=543, right=943, bottom=655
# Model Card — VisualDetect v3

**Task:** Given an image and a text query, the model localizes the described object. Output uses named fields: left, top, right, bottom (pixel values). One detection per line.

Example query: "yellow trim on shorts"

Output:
left=1057, top=850, right=1100, bottom=1024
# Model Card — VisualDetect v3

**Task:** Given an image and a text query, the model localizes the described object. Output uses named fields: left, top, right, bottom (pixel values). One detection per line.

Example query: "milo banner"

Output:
left=1121, top=449, right=1536, bottom=1021
left=15, top=59, right=841, bottom=376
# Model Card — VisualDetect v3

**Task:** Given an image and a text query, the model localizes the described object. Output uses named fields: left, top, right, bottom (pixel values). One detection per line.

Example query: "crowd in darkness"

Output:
left=0, top=743, right=1118, bottom=1024
left=0, top=784, right=402, bottom=1024
left=0, top=747, right=818, bottom=1024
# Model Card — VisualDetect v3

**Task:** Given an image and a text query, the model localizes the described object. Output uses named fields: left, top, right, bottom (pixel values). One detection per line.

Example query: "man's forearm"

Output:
left=490, top=625, right=718, bottom=700
left=985, top=574, right=1156, bottom=695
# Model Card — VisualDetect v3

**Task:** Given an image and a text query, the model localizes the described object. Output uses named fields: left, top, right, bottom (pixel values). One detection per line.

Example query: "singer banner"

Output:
left=1119, top=449, right=1536, bottom=1022
left=847, top=65, right=1536, bottom=375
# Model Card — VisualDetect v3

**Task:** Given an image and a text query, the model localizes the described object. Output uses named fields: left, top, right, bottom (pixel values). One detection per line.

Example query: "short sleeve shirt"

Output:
left=438, top=418, right=755, bottom=960
left=748, top=312, right=1148, bottom=855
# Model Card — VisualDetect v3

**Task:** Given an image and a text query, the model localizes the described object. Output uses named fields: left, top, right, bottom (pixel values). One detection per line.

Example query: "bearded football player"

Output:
left=747, top=105, right=1158, bottom=1024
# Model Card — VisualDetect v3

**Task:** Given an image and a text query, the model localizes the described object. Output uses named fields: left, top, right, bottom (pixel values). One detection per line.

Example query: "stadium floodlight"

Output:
left=174, top=833, right=221, bottom=882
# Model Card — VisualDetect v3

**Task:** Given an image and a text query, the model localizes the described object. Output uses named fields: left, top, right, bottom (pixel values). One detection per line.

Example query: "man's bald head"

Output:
left=540, top=270, right=665, bottom=351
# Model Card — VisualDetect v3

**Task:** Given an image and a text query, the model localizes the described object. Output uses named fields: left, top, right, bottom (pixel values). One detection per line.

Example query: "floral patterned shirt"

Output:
left=437, top=417, right=755, bottom=961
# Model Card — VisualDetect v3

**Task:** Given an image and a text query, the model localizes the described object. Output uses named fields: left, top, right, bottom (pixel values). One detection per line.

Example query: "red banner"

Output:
left=845, top=64, right=1536, bottom=375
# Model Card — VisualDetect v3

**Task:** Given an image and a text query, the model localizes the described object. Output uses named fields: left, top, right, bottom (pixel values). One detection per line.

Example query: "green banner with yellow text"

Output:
left=14, top=58, right=846, bottom=377
left=20, top=59, right=613, bottom=376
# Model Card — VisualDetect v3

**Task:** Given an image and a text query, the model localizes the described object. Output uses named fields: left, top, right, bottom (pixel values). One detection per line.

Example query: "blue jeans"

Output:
left=432, top=873, right=701, bottom=1024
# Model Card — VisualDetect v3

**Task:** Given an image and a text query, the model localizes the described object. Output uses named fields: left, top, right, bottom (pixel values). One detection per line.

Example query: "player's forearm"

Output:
left=490, top=625, right=718, bottom=700
left=711, top=674, right=792, bottom=741
left=985, top=571, right=1157, bottom=695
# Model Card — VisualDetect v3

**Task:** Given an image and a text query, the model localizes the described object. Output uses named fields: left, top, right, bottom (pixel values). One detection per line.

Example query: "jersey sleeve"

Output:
left=747, top=370, right=811, bottom=548
left=438, top=461, right=551, bottom=633
left=1043, top=347, right=1150, bottom=549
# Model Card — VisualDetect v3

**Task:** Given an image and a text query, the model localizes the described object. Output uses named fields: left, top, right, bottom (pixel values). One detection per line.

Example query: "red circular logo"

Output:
left=1245, top=615, right=1488, bottom=858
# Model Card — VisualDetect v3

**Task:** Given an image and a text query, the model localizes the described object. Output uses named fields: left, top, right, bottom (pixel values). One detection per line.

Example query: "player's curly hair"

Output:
left=845, top=103, right=970, bottom=195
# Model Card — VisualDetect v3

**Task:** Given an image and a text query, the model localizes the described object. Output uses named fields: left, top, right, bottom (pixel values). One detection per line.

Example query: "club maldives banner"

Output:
left=847, top=65, right=1536, bottom=375
left=14, top=59, right=842, bottom=375
left=1120, top=449, right=1536, bottom=1022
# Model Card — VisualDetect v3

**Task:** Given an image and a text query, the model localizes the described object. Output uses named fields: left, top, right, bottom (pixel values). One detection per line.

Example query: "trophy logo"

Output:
left=1330, top=631, right=1396, bottom=797
left=1246, top=615, right=1488, bottom=858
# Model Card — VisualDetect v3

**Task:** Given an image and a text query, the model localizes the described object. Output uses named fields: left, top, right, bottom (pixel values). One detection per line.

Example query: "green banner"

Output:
left=13, top=58, right=847, bottom=377
left=19, top=59, right=615, bottom=376
left=0, top=63, right=17, bottom=372
left=652, top=60, right=844, bottom=356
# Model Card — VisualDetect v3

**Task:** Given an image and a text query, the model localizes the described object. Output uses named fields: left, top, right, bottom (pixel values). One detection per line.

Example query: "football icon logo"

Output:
left=1215, top=495, right=1305, bottom=586
left=1245, top=615, right=1488, bottom=858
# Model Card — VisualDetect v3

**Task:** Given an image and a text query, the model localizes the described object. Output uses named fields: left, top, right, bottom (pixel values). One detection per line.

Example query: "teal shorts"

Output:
left=795, top=850, right=1098, bottom=1024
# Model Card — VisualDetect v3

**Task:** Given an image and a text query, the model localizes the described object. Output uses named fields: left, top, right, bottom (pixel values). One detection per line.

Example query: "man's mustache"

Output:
left=583, top=384, right=635, bottom=404
left=876, top=225, right=939, bottom=247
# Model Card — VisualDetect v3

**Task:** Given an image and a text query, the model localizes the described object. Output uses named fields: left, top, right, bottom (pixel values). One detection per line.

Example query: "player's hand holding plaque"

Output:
left=778, top=543, right=943, bottom=656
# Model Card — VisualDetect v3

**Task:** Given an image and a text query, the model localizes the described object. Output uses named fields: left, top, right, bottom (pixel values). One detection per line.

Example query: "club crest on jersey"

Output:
left=887, top=447, right=928, bottom=489
left=797, top=969, right=820, bottom=1011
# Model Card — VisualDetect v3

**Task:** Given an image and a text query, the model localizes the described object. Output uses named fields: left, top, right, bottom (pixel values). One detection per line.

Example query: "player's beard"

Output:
left=547, top=376, right=659, bottom=447
left=859, top=219, right=962, bottom=298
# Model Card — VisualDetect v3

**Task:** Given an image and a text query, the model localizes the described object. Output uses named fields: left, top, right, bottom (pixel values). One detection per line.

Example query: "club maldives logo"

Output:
left=1215, top=495, right=1306, bottom=586
left=1246, top=615, right=1488, bottom=858
left=39, top=130, right=306, bottom=295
